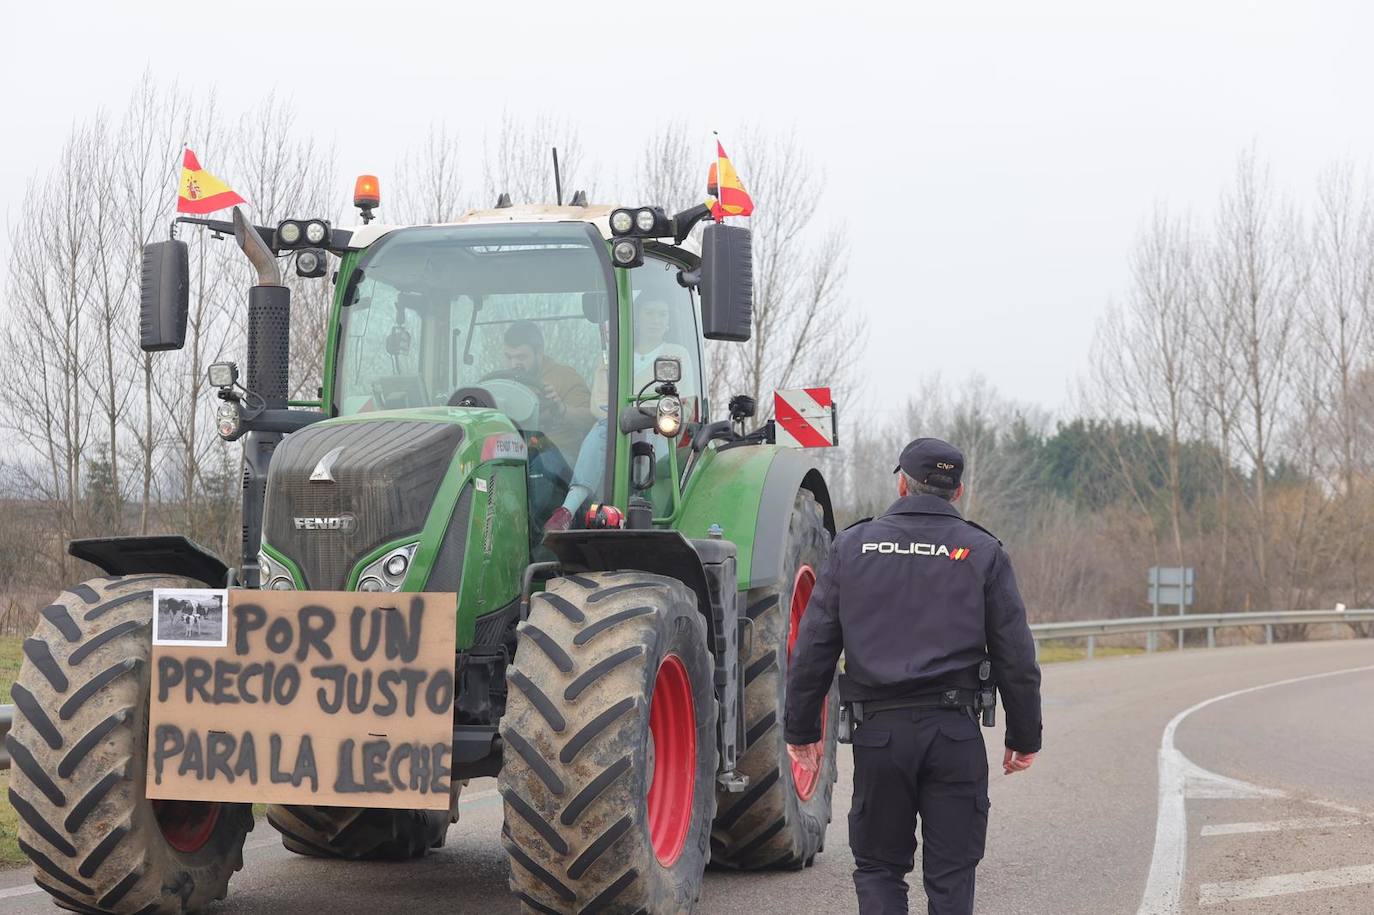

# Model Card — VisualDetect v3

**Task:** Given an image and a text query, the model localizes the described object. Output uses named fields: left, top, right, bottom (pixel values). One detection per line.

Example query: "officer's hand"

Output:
left=1003, top=748, right=1036, bottom=775
left=787, top=742, right=823, bottom=775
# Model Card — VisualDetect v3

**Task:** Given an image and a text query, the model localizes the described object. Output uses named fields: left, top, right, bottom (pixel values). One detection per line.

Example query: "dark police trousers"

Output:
left=849, top=708, right=990, bottom=915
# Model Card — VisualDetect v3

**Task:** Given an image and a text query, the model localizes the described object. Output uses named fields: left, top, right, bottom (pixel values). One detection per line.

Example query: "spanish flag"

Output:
left=177, top=148, right=245, bottom=215
left=706, top=138, right=754, bottom=220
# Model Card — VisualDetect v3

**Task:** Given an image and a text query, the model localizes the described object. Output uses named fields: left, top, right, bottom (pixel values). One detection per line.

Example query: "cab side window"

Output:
left=631, top=257, right=705, bottom=422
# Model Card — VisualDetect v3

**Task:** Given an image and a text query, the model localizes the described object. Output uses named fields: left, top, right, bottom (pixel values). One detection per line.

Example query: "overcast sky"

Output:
left=4, top=1, right=1372, bottom=422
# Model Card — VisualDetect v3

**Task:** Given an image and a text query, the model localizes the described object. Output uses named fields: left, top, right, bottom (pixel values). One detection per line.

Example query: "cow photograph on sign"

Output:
left=153, top=588, right=229, bottom=646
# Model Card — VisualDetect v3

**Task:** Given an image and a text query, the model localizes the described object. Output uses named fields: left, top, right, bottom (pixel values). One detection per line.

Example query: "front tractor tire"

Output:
left=711, top=489, right=839, bottom=870
left=7, top=576, right=253, bottom=914
left=265, top=803, right=450, bottom=860
left=499, top=572, right=717, bottom=915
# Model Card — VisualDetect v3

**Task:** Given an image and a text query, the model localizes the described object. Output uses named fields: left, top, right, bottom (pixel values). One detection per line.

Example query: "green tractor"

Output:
left=6, top=184, right=841, bottom=913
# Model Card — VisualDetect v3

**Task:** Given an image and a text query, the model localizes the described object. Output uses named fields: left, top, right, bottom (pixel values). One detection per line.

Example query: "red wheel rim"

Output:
left=786, top=565, right=825, bottom=801
left=152, top=799, right=221, bottom=853
left=647, top=653, right=696, bottom=866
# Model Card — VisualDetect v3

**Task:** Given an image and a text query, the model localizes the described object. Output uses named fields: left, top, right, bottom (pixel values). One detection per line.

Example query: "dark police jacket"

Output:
left=784, top=493, right=1043, bottom=753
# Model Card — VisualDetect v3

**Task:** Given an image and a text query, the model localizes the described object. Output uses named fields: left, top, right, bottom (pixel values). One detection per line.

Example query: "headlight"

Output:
left=609, top=209, right=634, bottom=235
left=635, top=208, right=657, bottom=234
left=277, top=220, right=302, bottom=246
left=355, top=542, right=420, bottom=592
left=216, top=401, right=241, bottom=439
left=304, top=220, right=329, bottom=244
left=655, top=395, right=682, bottom=437
left=258, top=550, right=297, bottom=590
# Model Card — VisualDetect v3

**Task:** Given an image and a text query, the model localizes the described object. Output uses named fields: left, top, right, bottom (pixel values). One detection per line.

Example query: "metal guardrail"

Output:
left=1031, top=608, right=1374, bottom=658
left=0, top=610, right=1363, bottom=770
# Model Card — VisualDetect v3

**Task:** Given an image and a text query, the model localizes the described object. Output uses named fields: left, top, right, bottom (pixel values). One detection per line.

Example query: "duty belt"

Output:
left=858, top=689, right=979, bottom=718
left=838, top=689, right=985, bottom=744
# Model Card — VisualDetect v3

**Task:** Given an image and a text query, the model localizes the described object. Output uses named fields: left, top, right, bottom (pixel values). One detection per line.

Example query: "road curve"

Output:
left=0, top=639, right=1368, bottom=914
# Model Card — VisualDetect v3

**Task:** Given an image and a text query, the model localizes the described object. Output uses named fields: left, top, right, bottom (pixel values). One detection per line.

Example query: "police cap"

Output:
left=893, top=437, right=964, bottom=488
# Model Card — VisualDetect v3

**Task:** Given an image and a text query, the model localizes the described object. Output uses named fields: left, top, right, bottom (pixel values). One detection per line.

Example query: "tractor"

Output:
left=6, top=178, right=841, bottom=914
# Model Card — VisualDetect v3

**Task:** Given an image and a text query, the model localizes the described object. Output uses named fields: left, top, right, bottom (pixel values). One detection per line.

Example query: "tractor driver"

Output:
left=502, top=321, right=595, bottom=459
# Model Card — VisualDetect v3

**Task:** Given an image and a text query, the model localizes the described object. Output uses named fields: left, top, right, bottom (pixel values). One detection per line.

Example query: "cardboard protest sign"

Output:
left=147, top=590, right=457, bottom=810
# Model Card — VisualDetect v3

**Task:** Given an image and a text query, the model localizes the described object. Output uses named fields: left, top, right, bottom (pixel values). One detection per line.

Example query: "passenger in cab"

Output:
left=544, top=296, right=693, bottom=531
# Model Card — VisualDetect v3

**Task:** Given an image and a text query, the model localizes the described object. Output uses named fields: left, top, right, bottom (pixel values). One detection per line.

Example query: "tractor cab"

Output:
left=330, top=206, right=709, bottom=537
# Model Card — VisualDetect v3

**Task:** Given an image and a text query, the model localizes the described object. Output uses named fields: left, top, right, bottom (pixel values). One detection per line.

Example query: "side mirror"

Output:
left=140, top=239, right=190, bottom=352
left=699, top=223, right=753, bottom=342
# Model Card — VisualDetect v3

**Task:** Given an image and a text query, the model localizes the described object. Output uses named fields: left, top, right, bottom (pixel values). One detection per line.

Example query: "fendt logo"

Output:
left=861, top=542, right=971, bottom=560
left=293, top=514, right=357, bottom=532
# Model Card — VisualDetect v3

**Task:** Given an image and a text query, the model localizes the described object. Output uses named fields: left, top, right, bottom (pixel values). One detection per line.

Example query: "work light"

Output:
left=653, top=357, right=682, bottom=384
left=276, top=220, right=302, bottom=246
left=296, top=249, right=327, bottom=278
left=635, top=208, right=657, bottom=234
left=304, top=220, right=329, bottom=245
left=655, top=394, right=682, bottom=437
left=207, top=361, right=238, bottom=389
left=610, top=209, right=635, bottom=235
left=612, top=238, right=643, bottom=268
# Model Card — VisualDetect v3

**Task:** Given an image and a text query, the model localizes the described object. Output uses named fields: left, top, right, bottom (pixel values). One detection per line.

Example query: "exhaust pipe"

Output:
left=231, top=206, right=291, bottom=585
left=232, top=207, right=290, bottom=411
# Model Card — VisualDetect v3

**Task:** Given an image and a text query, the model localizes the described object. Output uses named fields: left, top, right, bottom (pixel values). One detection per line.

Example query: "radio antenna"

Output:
left=551, top=147, right=563, bottom=206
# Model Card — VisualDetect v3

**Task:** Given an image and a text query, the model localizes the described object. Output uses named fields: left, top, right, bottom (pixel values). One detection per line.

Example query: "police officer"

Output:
left=785, top=437, right=1042, bottom=915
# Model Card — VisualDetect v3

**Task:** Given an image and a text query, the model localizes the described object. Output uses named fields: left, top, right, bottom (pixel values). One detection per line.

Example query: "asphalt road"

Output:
left=1, top=639, right=1370, bottom=913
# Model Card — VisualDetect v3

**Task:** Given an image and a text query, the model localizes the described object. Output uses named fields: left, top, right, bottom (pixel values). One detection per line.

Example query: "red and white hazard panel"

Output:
left=773, top=388, right=837, bottom=448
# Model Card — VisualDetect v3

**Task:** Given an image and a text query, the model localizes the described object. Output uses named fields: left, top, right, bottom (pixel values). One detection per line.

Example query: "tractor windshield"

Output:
left=335, top=221, right=615, bottom=446
left=334, top=222, right=617, bottom=523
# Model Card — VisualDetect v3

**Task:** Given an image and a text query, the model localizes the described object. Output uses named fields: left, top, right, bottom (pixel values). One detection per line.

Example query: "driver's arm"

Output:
left=545, top=363, right=594, bottom=433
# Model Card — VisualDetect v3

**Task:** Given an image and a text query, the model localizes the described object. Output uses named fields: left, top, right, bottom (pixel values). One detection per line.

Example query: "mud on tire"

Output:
left=711, top=489, right=839, bottom=870
left=266, top=803, right=450, bottom=860
left=499, top=571, right=717, bottom=914
left=7, top=575, right=253, bottom=914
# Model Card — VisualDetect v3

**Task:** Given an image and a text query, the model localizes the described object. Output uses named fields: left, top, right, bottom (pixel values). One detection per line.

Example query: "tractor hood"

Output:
left=260, top=408, right=526, bottom=593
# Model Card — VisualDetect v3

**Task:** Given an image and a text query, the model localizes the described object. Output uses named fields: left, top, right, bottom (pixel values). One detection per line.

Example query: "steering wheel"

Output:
left=446, top=387, right=497, bottom=409
left=447, top=369, right=545, bottom=428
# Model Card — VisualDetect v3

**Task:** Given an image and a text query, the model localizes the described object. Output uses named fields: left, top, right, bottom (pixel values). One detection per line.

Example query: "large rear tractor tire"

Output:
left=499, top=572, right=717, bottom=914
left=7, top=575, right=253, bottom=914
left=265, top=803, right=450, bottom=860
left=711, top=489, right=839, bottom=870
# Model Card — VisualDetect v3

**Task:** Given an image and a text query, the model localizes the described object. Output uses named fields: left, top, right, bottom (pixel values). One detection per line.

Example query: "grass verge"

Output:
left=0, top=635, right=19, bottom=704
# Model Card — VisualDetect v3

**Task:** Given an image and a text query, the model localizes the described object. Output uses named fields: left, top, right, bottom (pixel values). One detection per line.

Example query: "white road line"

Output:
left=0, top=786, right=503, bottom=904
left=1200, top=816, right=1363, bottom=837
left=1136, top=664, right=1374, bottom=915
left=1198, top=863, right=1374, bottom=906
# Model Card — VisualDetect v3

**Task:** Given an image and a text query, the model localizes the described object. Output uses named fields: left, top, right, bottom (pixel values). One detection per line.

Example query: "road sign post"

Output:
left=1148, top=566, right=1194, bottom=652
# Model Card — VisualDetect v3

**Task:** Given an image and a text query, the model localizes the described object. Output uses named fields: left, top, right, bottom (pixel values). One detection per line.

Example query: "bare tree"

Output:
left=115, top=73, right=192, bottom=532
left=1089, top=207, right=1197, bottom=566
left=393, top=124, right=467, bottom=224
left=1210, top=151, right=1303, bottom=610
left=1305, top=163, right=1374, bottom=614
left=635, top=121, right=700, bottom=214
left=482, top=112, right=586, bottom=206
left=707, top=128, right=863, bottom=418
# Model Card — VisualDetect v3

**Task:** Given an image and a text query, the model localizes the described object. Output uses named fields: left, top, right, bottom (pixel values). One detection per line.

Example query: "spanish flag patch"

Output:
left=950, top=548, right=971, bottom=561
